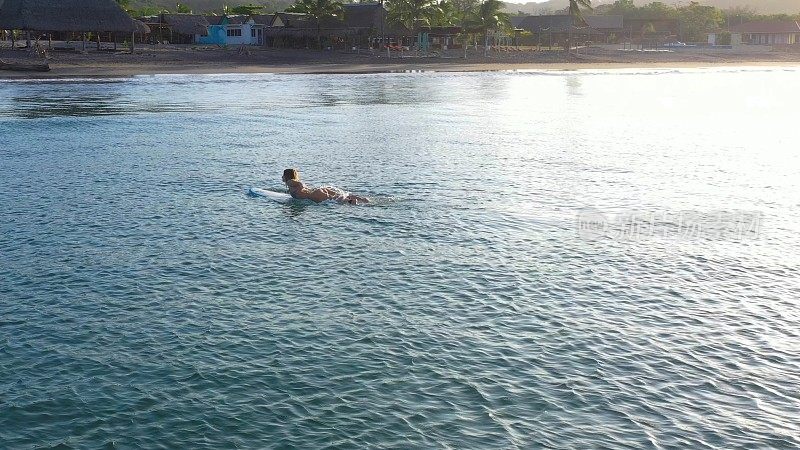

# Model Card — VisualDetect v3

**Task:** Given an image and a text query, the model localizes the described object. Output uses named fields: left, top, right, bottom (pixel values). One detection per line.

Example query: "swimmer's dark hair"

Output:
left=283, top=168, right=299, bottom=181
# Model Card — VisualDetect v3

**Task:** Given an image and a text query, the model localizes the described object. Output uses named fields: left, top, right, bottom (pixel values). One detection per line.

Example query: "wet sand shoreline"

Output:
left=2, top=46, right=800, bottom=79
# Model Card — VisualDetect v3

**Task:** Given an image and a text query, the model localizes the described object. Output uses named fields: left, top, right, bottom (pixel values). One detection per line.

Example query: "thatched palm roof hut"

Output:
left=0, top=0, right=149, bottom=33
left=161, top=14, right=209, bottom=36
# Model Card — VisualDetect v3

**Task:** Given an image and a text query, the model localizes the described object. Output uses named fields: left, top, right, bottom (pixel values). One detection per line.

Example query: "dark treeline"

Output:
left=119, top=0, right=800, bottom=44
left=588, top=0, right=800, bottom=41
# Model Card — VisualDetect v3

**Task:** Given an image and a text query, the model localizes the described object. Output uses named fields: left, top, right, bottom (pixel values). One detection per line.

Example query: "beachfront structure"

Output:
left=730, top=20, right=800, bottom=45
left=269, top=12, right=312, bottom=29
left=340, top=2, right=407, bottom=48
left=250, top=14, right=276, bottom=29
left=138, top=14, right=210, bottom=45
left=516, top=15, right=623, bottom=46
left=621, top=18, right=680, bottom=43
left=197, top=15, right=263, bottom=46
left=0, top=0, right=149, bottom=49
left=163, top=14, right=210, bottom=44
left=419, top=26, right=464, bottom=50
left=584, top=15, right=624, bottom=42
left=261, top=12, right=314, bottom=48
left=262, top=5, right=407, bottom=50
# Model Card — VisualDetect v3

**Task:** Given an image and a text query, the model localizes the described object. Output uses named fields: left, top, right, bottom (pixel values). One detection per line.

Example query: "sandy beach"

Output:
left=2, top=45, right=800, bottom=78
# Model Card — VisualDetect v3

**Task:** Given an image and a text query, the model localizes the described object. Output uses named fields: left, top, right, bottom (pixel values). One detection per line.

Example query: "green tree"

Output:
left=637, top=2, right=676, bottom=20
left=677, top=2, right=724, bottom=42
left=387, top=0, right=438, bottom=34
left=566, top=0, right=591, bottom=53
left=176, top=3, right=192, bottom=13
left=229, top=4, right=265, bottom=15
left=724, top=5, right=758, bottom=26
left=287, top=0, right=343, bottom=48
left=133, top=6, right=170, bottom=16
left=449, top=0, right=478, bottom=57
left=607, top=0, right=634, bottom=17
left=475, top=0, right=508, bottom=50
left=475, top=0, right=508, bottom=32
left=427, top=0, right=459, bottom=27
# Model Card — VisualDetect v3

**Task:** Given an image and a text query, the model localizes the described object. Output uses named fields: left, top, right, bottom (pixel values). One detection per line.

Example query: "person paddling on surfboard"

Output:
left=282, top=168, right=369, bottom=205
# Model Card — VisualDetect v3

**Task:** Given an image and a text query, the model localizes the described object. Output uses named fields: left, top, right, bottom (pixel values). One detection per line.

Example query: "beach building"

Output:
left=262, top=12, right=316, bottom=48
left=198, top=15, right=224, bottom=45
left=584, top=15, right=623, bottom=43
left=418, top=26, right=464, bottom=50
left=162, top=14, right=210, bottom=44
left=340, top=2, right=407, bottom=48
left=138, top=14, right=210, bottom=44
left=270, top=12, right=313, bottom=29
left=730, top=20, right=800, bottom=45
left=516, top=15, right=622, bottom=46
left=621, top=18, right=679, bottom=44
left=251, top=14, right=276, bottom=28
left=197, top=15, right=263, bottom=46
left=0, top=0, right=149, bottom=49
left=263, top=5, right=408, bottom=49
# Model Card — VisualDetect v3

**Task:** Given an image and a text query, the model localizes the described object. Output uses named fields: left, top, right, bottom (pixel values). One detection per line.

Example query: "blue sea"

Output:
left=1, top=68, right=799, bottom=448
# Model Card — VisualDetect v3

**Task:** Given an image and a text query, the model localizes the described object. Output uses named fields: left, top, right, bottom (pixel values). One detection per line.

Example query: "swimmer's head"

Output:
left=282, top=168, right=299, bottom=183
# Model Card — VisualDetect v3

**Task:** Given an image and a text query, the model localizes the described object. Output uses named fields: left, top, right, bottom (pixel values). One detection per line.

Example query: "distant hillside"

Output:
left=505, top=0, right=800, bottom=16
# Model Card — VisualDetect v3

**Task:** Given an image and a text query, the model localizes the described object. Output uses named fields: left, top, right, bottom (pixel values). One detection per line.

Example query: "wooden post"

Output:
left=131, top=32, right=135, bottom=52
left=48, top=33, right=52, bottom=49
left=82, top=33, right=87, bottom=51
left=26, top=30, right=31, bottom=48
left=96, top=32, right=100, bottom=50
left=113, top=33, right=117, bottom=51
left=568, top=29, right=571, bottom=54
left=11, top=30, right=16, bottom=50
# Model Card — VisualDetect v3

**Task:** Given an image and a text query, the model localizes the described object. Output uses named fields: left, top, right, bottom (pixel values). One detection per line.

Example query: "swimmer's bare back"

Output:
left=290, top=183, right=368, bottom=204
left=283, top=169, right=369, bottom=205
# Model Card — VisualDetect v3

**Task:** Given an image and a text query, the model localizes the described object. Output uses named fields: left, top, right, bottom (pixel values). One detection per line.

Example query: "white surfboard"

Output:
left=248, top=187, right=293, bottom=203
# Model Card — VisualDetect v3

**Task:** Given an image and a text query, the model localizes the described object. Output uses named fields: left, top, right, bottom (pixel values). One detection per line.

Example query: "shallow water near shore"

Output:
left=1, top=68, right=799, bottom=448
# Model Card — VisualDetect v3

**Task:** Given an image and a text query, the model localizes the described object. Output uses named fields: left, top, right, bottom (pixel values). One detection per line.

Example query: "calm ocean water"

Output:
left=1, top=68, right=799, bottom=448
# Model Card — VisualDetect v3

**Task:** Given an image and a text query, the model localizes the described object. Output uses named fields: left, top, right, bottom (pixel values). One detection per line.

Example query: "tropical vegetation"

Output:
left=114, top=0, right=800, bottom=50
left=568, top=0, right=592, bottom=25
left=592, top=0, right=800, bottom=42
left=385, top=0, right=511, bottom=52
left=286, top=0, right=344, bottom=48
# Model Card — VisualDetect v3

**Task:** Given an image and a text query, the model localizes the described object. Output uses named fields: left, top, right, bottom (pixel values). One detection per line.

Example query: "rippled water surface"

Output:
left=2, top=68, right=799, bottom=449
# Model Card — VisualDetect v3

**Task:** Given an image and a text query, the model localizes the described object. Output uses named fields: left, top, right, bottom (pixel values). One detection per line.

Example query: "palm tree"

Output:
left=450, top=0, right=478, bottom=57
left=567, top=0, right=591, bottom=53
left=386, top=0, right=438, bottom=45
left=474, top=0, right=509, bottom=53
left=428, top=0, right=459, bottom=27
left=288, top=0, right=344, bottom=49
left=568, top=0, right=592, bottom=24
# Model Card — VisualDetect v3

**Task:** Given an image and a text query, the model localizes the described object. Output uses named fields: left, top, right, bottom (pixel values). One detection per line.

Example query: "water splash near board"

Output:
left=248, top=187, right=292, bottom=203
